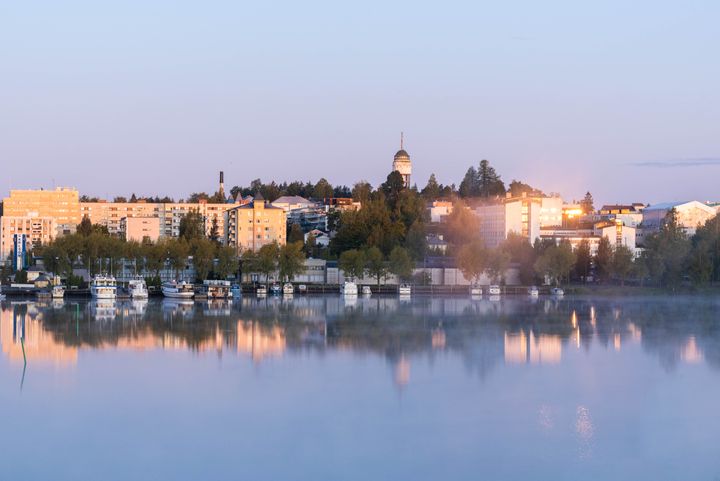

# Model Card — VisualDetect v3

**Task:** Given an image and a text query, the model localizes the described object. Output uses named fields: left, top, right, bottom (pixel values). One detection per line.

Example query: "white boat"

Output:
left=91, top=275, right=117, bottom=299
left=128, top=277, right=148, bottom=299
left=469, top=285, right=482, bottom=296
left=488, top=285, right=501, bottom=296
left=398, top=284, right=412, bottom=296
left=298, top=284, right=307, bottom=294
left=528, top=286, right=539, bottom=297
left=551, top=287, right=564, bottom=297
left=362, top=286, right=372, bottom=296
left=51, top=285, right=65, bottom=299
left=283, top=283, right=294, bottom=295
left=270, top=283, right=281, bottom=295
left=256, top=285, right=267, bottom=297
left=161, top=280, right=194, bottom=298
left=341, top=281, right=358, bottom=296
left=203, top=279, right=232, bottom=299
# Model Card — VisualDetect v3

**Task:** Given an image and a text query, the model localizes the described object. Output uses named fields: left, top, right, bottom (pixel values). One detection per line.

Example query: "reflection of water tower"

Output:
left=392, top=133, right=412, bottom=188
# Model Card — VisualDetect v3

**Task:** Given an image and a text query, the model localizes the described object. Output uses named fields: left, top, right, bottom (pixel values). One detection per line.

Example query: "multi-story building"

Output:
left=225, top=194, right=286, bottom=252
left=271, top=196, right=317, bottom=213
left=641, top=201, right=717, bottom=236
left=599, top=204, right=645, bottom=228
left=2, top=188, right=80, bottom=235
left=120, top=216, right=162, bottom=243
left=476, top=193, right=563, bottom=248
left=540, top=220, right=637, bottom=256
left=429, top=200, right=453, bottom=223
left=0, top=216, right=56, bottom=260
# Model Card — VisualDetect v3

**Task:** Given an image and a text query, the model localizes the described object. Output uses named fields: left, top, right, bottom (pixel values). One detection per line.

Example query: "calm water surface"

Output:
left=1, top=295, right=719, bottom=481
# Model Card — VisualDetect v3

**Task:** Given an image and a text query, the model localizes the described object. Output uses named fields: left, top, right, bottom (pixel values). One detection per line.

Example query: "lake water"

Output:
left=1, top=295, right=719, bottom=481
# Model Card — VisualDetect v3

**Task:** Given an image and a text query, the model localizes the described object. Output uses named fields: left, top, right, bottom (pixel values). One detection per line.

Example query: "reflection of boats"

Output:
left=161, top=298, right=195, bottom=317
left=91, top=275, right=117, bottom=299
left=398, top=284, right=412, bottom=296
left=90, top=299, right=117, bottom=321
left=551, top=287, right=564, bottom=297
left=51, top=285, right=65, bottom=299
left=128, top=277, right=148, bottom=299
left=489, top=295, right=501, bottom=302
left=469, top=285, right=482, bottom=296
left=362, top=286, right=372, bottom=296
left=202, top=300, right=231, bottom=316
left=528, top=286, right=539, bottom=297
left=488, top=285, right=501, bottom=296
left=162, top=280, right=194, bottom=298
left=270, top=284, right=281, bottom=295
left=283, top=283, right=294, bottom=295
left=203, top=280, right=232, bottom=299
left=340, top=281, right=358, bottom=296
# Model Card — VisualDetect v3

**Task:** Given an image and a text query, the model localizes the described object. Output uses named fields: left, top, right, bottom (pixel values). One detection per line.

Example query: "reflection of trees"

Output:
left=12, top=296, right=720, bottom=374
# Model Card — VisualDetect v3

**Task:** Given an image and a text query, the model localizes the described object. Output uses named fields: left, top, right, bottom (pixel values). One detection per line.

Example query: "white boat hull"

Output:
left=162, top=288, right=194, bottom=298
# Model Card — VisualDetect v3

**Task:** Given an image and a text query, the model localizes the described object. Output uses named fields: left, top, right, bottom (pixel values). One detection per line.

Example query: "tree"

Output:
left=352, top=181, right=373, bottom=204
left=508, top=180, right=542, bottom=197
left=405, top=221, right=427, bottom=260
left=442, top=202, right=480, bottom=247
left=339, top=249, right=366, bottom=280
left=77, top=216, right=93, bottom=237
left=641, top=208, right=690, bottom=288
left=381, top=171, right=406, bottom=209
left=458, top=167, right=479, bottom=197
left=388, top=246, right=413, bottom=282
left=288, top=223, right=304, bottom=244
left=190, top=238, right=215, bottom=281
left=534, top=241, right=575, bottom=286
left=167, top=239, right=190, bottom=279
left=457, top=240, right=488, bottom=285
left=113, top=196, right=127, bottom=203
left=215, top=246, right=237, bottom=279
left=594, top=237, right=612, bottom=282
left=573, top=239, right=592, bottom=281
left=501, top=232, right=537, bottom=285
left=209, top=217, right=220, bottom=245
left=278, top=242, right=306, bottom=282
left=421, top=174, right=441, bottom=200
left=609, top=244, right=634, bottom=286
left=312, top=178, right=334, bottom=199
left=179, top=209, right=205, bottom=241
left=364, top=246, right=387, bottom=287
left=256, top=242, right=280, bottom=286
left=486, top=247, right=511, bottom=284
left=477, top=159, right=505, bottom=197
left=145, top=241, right=166, bottom=279
left=580, top=192, right=594, bottom=214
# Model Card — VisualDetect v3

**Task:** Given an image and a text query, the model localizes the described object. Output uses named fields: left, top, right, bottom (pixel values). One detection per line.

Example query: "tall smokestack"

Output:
left=219, top=171, right=225, bottom=199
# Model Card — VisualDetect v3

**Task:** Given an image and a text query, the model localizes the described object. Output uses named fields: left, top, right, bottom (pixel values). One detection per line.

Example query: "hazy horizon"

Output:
left=2, top=0, right=718, bottom=206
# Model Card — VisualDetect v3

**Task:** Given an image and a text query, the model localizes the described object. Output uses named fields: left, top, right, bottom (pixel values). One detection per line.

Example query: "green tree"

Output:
left=534, top=241, right=576, bottom=286
left=641, top=209, right=691, bottom=288
left=457, top=240, right=488, bottom=285
left=458, top=166, right=479, bottom=197
left=288, top=223, right=304, bottom=244
left=167, top=239, right=190, bottom=279
left=609, top=244, right=634, bottom=286
left=442, top=202, right=480, bottom=247
left=190, top=238, right=215, bottom=281
left=405, top=221, right=427, bottom=260
left=312, top=178, right=334, bottom=199
left=278, top=242, right=306, bottom=282
left=477, top=159, right=505, bottom=197
left=388, top=246, right=413, bottom=282
left=573, top=239, right=592, bottom=281
left=364, top=246, right=387, bottom=287
left=209, top=217, right=220, bottom=245
left=256, top=242, right=280, bottom=286
left=421, top=174, right=441, bottom=200
left=77, top=216, right=93, bottom=236
left=179, top=209, right=205, bottom=241
left=352, top=181, right=373, bottom=204
left=580, top=192, right=595, bottom=214
left=339, top=249, right=366, bottom=280
left=486, top=247, right=511, bottom=284
left=501, top=232, right=537, bottom=285
left=381, top=171, right=406, bottom=209
left=215, top=246, right=237, bottom=279
left=594, top=237, right=612, bottom=282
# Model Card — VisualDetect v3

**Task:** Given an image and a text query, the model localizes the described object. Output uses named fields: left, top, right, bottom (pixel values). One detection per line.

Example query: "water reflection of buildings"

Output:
left=0, top=304, right=78, bottom=365
left=236, top=321, right=286, bottom=363
left=504, top=331, right=562, bottom=365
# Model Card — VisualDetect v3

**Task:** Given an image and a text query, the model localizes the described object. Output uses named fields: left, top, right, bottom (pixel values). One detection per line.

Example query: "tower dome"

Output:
left=392, top=133, right=412, bottom=188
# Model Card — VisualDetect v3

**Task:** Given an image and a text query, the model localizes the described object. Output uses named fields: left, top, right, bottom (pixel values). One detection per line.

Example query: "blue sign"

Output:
left=13, top=234, right=27, bottom=271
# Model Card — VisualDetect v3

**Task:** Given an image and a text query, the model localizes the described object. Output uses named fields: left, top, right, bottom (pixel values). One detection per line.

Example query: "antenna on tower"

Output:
left=400, top=132, right=404, bottom=150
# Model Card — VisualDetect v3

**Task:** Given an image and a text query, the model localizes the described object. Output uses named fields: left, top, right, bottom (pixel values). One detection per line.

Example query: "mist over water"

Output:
left=1, top=296, right=719, bottom=480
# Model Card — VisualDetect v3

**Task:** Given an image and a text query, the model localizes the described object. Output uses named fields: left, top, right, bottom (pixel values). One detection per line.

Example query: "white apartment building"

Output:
left=540, top=220, right=637, bottom=256
left=641, top=201, right=717, bottom=236
left=476, top=194, right=563, bottom=248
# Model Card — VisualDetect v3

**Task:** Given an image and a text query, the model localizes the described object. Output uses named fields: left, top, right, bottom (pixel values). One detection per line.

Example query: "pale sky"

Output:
left=1, top=0, right=718, bottom=206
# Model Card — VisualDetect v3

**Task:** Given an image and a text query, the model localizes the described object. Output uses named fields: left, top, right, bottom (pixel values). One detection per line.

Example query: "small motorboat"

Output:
left=488, top=285, right=501, bottom=296
left=161, top=280, right=194, bottom=299
left=128, top=277, right=148, bottom=299
left=270, top=283, right=281, bottom=295
left=469, top=285, right=482, bottom=296
left=551, top=287, right=564, bottom=297
left=298, top=284, right=307, bottom=294
left=231, top=284, right=242, bottom=298
left=283, top=283, right=294, bottom=295
left=51, top=285, right=65, bottom=299
left=340, top=281, right=358, bottom=296
left=256, top=285, right=268, bottom=297
left=362, top=286, right=372, bottom=296
left=91, top=275, right=118, bottom=299
left=528, top=286, right=539, bottom=297
left=398, top=284, right=412, bottom=296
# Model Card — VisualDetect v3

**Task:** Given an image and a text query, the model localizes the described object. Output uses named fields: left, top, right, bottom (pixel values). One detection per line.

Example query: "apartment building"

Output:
left=225, top=195, right=286, bottom=252
left=0, top=216, right=56, bottom=260
left=2, top=188, right=80, bottom=235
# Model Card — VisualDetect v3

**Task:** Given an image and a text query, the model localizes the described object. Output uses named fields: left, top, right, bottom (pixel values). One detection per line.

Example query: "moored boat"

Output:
left=91, top=275, right=117, bottom=299
left=256, top=285, right=268, bottom=297
left=528, top=286, right=539, bottom=297
left=203, top=279, right=232, bottom=299
left=551, top=287, right=564, bottom=297
left=362, top=285, right=372, bottom=296
left=488, top=285, right=501, bottom=296
left=283, top=283, right=294, bottom=295
left=398, top=284, right=412, bottom=296
left=340, top=281, right=358, bottom=296
left=128, top=277, right=148, bottom=299
left=298, top=284, right=307, bottom=294
left=469, top=285, right=482, bottom=296
left=270, top=283, right=281, bottom=295
left=51, top=285, right=65, bottom=299
left=161, top=280, right=194, bottom=299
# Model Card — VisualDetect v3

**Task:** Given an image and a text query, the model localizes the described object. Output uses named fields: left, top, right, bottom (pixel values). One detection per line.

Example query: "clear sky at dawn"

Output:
left=1, top=0, right=718, bottom=205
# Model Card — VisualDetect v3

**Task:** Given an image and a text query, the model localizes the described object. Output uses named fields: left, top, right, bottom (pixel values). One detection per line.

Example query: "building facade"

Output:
left=121, top=216, right=162, bottom=243
left=476, top=194, right=563, bottom=248
left=2, top=188, right=80, bottom=235
left=225, top=196, right=286, bottom=252
left=641, top=201, right=717, bottom=236
left=0, top=216, right=56, bottom=261
left=392, top=134, right=412, bottom=188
